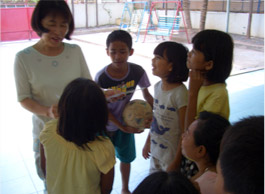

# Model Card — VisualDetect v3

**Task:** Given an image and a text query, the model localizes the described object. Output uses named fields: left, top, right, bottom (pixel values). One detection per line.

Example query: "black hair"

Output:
left=132, top=171, right=199, bottom=194
left=31, top=0, right=74, bottom=40
left=219, top=115, right=264, bottom=194
left=192, top=29, right=234, bottom=83
left=194, top=111, right=230, bottom=165
left=106, top=30, right=132, bottom=50
left=57, top=78, right=108, bottom=149
left=154, top=41, right=189, bottom=83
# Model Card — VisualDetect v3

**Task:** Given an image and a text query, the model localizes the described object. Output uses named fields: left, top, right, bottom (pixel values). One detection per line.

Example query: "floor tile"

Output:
left=229, top=83, right=264, bottom=123
left=110, top=188, right=120, bottom=194
left=0, top=176, right=37, bottom=194
left=0, top=144, right=21, bottom=168
left=0, top=159, right=29, bottom=183
left=24, top=158, right=45, bottom=192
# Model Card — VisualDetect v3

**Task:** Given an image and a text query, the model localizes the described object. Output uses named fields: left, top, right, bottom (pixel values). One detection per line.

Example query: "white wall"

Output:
left=197, top=11, right=264, bottom=37
left=165, top=10, right=264, bottom=37
left=69, top=3, right=264, bottom=38
left=70, top=3, right=124, bottom=28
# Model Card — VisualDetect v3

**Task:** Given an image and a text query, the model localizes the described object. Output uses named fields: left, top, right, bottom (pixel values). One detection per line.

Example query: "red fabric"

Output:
left=1, top=7, right=39, bottom=42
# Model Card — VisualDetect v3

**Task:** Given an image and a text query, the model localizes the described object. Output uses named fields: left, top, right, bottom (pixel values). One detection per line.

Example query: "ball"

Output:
left=122, top=99, right=153, bottom=130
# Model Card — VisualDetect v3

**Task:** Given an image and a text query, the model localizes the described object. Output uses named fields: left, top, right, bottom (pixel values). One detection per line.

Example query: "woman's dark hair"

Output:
left=192, top=29, right=234, bottom=83
left=31, top=0, right=74, bottom=40
left=106, top=30, right=133, bottom=50
left=133, top=171, right=199, bottom=194
left=57, top=78, right=108, bottom=149
left=219, top=116, right=264, bottom=194
left=154, top=41, right=189, bottom=83
left=194, top=111, right=230, bottom=165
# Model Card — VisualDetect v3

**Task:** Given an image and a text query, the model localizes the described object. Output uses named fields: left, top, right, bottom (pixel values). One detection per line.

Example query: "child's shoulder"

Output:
left=88, top=136, right=114, bottom=152
left=39, top=119, right=58, bottom=142
left=202, top=83, right=227, bottom=91
left=129, top=62, right=142, bottom=68
left=43, top=119, right=58, bottom=132
left=200, top=83, right=228, bottom=99
left=95, top=66, right=108, bottom=81
left=129, top=62, right=145, bottom=73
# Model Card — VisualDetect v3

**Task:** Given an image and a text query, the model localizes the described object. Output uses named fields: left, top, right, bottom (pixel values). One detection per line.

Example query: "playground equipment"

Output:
left=143, top=1, right=190, bottom=43
left=119, top=1, right=149, bottom=42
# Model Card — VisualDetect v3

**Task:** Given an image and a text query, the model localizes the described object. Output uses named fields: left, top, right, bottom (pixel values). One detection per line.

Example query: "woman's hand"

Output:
left=20, top=98, right=58, bottom=119
left=47, top=104, right=58, bottom=119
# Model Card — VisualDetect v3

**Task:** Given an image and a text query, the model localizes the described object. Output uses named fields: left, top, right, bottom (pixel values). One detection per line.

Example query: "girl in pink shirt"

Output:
left=181, top=111, right=230, bottom=194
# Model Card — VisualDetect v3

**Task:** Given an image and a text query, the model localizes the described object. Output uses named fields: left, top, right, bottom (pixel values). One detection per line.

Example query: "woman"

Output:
left=14, top=0, right=92, bottom=183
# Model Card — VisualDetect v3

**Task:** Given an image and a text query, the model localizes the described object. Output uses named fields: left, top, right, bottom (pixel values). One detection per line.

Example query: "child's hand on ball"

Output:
left=124, top=126, right=144, bottom=134
left=144, top=118, right=153, bottom=129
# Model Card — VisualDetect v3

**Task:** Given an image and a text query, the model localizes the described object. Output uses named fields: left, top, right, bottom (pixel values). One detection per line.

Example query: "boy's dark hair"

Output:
left=57, top=78, right=108, bottom=149
left=154, top=41, right=189, bottom=83
left=192, top=29, right=234, bottom=83
left=219, top=116, right=264, bottom=194
left=106, top=30, right=132, bottom=50
left=31, top=0, right=74, bottom=40
left=133, top=171, right=199, bottom=194
left=194, top=111, right=230, bottom=165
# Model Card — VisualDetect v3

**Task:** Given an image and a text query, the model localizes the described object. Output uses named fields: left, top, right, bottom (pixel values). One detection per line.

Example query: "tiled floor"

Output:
left=0, top=33, right=263, bottom=194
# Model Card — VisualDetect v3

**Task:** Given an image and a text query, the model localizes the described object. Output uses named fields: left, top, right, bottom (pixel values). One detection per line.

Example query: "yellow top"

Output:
left=40, top=119, right=116, bottom=194
left=197, top=83, right=229, bottom=119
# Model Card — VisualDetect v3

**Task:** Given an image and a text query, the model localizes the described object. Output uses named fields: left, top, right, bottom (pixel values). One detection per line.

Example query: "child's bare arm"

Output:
left=142, top=88, right=154, bottom=108
left=167, top=140, right=182, bottom=171
left=40, top=143, right=46, bottom=178
left=142, top=133, right=151, bottom=159
left=167, top=106, right=186, bottom=171
left=185, top=70, right=204, bottom=130
left=100, top=167, right=114, bottom=194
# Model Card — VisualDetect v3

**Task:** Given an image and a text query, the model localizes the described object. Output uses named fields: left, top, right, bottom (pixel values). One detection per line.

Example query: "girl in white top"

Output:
left=142, top=41, right=189, bottom=173
left=181, top=111, right=230, bottom=194
left=14, top=0, right=91, bottom=182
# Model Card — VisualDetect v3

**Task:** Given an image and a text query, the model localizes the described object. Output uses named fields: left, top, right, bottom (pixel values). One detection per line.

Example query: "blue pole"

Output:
left=257, top=0, right=261, bottom=13
left=226, top=0, right=230, bottom=32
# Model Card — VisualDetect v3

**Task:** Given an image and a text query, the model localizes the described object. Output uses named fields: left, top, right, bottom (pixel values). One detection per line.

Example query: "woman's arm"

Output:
left=20, top=98, right=58, bottom=118
left=100, top=167, right=114, bottom=194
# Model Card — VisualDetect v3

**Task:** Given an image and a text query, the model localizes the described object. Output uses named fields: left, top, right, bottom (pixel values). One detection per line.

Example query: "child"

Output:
left=39, top=78, right=115, bottom=194
left=182, top=111, right=230, bottom=194
left=14, top=0, right=92, bottom=183
left=215, top=116, right=264, bottom=194
left=142, top=41, right=189, bottom=173
left=175, top=29, right=234, bottom=177
left=132, top=171, right=199, bottom=194
left=95, top=30, right=153, bottom=194
left=185, top=29, right=233, bottom=129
